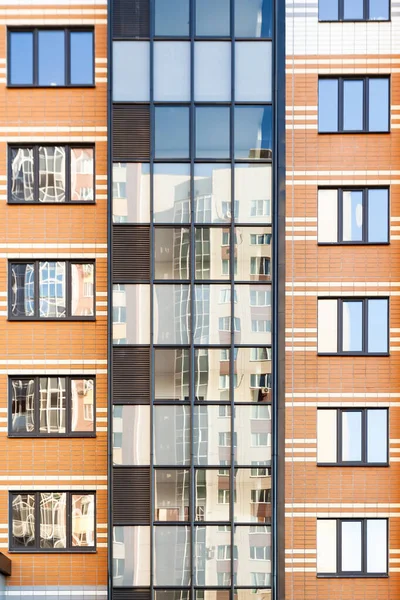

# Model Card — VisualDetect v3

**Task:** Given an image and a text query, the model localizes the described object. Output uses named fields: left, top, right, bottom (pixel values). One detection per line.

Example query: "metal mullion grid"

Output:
left=33, top=29, right=39, bottom=86
left=150, top=0, right=155, bottom=596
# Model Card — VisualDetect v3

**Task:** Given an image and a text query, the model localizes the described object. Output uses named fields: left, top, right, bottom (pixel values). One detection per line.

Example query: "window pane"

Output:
left=154, top=228, right=190, bottom=279
left=113, top=405, right=150, bottom=465
left=235, top=525, right=271, bottom=585
left=341, top=521, right=362, bottom=572
left=113, top=41, right=149, bottom=101
left=11, top=263, right=35, bottom=317
left=9, top=32, right=33, bottom=84
left=38, top=31, right=65, bottom=86
left=236, top=405, right=272, bottom=466
left=369, top=0, right=389, bottom=19
left=235, top=285, right=272, bottom=344
left=342, top=190, right=363, bottom=241
left=113, top=163, right=150, bottom=223
left=194, top=526, right=231, bottom=585
left=196, top=0, right=230, bottom=35
left=39, top=492, right=66, bottom=548
left=194, top=164, right=231, bottom=224
left=318, top=189, right=338, bottom=243
left=154, top=406, right=190, bottom=466
left=367, top=520, right=387, bottom=573
left=367, top=410, right=387, bottom=463
left=235, top=0, right=272, bottom=37
left=368, top=299, right=388, bottom=353
left=38, top=146, right=66, bottom=203
left=194, top=405, right=231, bottom=466
left=236, top=226, right=272, bottom=281
left=10, top=148, right=34, bottom=202
left=369, top=79, right=389, bottom=132
left=319, top=79, right=338, bottom=132
left=195, top=470, right=230, bottom=522
left=70, top=31, right=93, bottom=85
left=194, top=285, right=231, bottom=345
left=71, top=148, right=94, bottom=202
left=154, top=42, right=190, bottom=101
left=39, top=261, right=66, bottom=318
left=154, top=164, right=190, bottom=224
left=343, top=80, right=364, bottom=131
left=154, top=284, right=190, bottom=344
left=342, top=300, right=363, bottom=352
left=72, top=494, right=95, bottom=547
left=235, top=469, right=271, bottom=523
left=155, top=349, right=189, bottom=402
left=155, top=470, right=190, bottom=521
left=112, top=284, right=150, bottom=344
left=194, top=227, right=214, bottom=281
left=235, top=42, right=272, bottom=102
left=113, top=526, right=150, bottom=586
left=342, top=411, right=362, bottom=462
left=235, top=106, right=272, bottom=160
left=343, top=0, right=363, bottom=19
left=71, top=263, right=94, bottom=317
left=235, top=347, right=272, bottom=403
left=196, top=107, right=230, bottom=159
left=155, top=107, right=190, bottom=159
left=368, top=189, right=388, bottom=243
left=194, top=42, right=231, bottom=102
left=155, top=0, right=189, bottom=35
left=71, top=378, right=94, bottom=432
left=39, top=377, right=66, bottom=434
left=195, top=348, right=231, bottom=402
left=11, top=379, right=35, bottom=433
left=154, top=526, right=191, bottom=585
left=235, top=165, right=272, bottom=223
left=317, top=410, right=337, bottom=463
left=157, top=592, right=190, bottom=600
left=317, top=520, right=337, bottom=573
left=319, top=0, right=338, bottom=19
left=318, top=299, right=338, bottom=353
left=11, top=494, right=36, bottom=548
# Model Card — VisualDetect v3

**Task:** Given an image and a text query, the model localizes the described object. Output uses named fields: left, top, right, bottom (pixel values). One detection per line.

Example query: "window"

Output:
left=317, top=408, right=388, bottom=465
left=218, top=405, right=231, bottom=417
left=250, top=290, right=271, bottom=306
left=217, top=545, right=238, bottom=560
left=250, top=200, right=270, bottom=217
left=218, top=317, right=241, bottom=332
left=9, top=261, right=95, bottom=319
left=8, top=29, right=94, bottom=86
left=219, top=432, right=237, bottom=447
left=10, top=492, right=95, bottom=551
left=251, top=463, right=269, bottom=477
left=219, top=289, right=238, bottom=304
left=250, top=545, right=270, bottom=560
left=317, top=298, right=389, bottom=354
left=10, top=376, right=95, bottom=436
left=317, top=519, right=387, bottom=575
left=250, top=347, right=271, bottom=361
left=251, top=320, right=271, bottom=333
left=9, top=145, right=94, bottom=203
left=250, top=233, right=271, bottom=245
left=319, top=0, right=389, bottom=21
left=250, top=376, right=271, bottom=392
left=251, top=573, right=271, bottom=587
left=250, top=489, right=270, bottom=503
left=251, top=433, right=270, bottom=447
left=251, top=405, right=271, bottom=420
left=318, top=188, right=389, bottom=244
left=218, top=489, right=234, bottom=504
left=250, top=257, right=271, bottom=277
left=318, top=77, right=389, bottom=133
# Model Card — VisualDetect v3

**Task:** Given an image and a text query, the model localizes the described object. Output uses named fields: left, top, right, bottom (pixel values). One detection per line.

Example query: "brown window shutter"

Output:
left=113, top=467, right=150, bottom=524
left=113, top=346, right=150, bottom=404
left=113, top=105, right=150, bottom=161
left=113, top=0, right=150, bottom=38
left=113, top=226, right=150, bottom=282
left=113, top=591, right=151, bottom=600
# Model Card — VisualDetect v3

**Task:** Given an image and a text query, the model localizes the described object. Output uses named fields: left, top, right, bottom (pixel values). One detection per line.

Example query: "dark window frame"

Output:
left=8, top=259, right=96, bottom=321
left=7, top=27, right=95, bottom=88
left=8, top=143, right=96, bottom=204
left=318, top=0, right=390, bottom=22
left=8, top=375, right=96, bottom=438
left=317, top=518, right=388, bottom=577
left=9, top=491, right=96, bottom=552
left=318, top=76, right=390, bottom=133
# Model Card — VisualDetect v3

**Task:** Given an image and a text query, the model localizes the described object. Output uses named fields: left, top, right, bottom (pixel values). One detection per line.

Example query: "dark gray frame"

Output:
left=318, top=0, right=390, bottom=22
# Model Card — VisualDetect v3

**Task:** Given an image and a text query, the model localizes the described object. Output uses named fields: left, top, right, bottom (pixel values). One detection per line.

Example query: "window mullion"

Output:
left=363, top=188, right=368, bottom=242
left=33, top=29, right=38, bottom=86
left=363, top=298, right=368, bottom=354
left=35, top=491, right=40, bottom=549
left=337, top=299, right=343, bottom=353
left=35, top=260, right=40, bottom=318
left=66, top=376, right=71, bottom=435
left=363, top=409, right=368, bottom=464
left=66, top=261, right=71, bottom=318
left=33, top=145, right=39, bottom=203
left=365, top=0, right=369, bottom=20
left=65, top=146, right=71, bottom=203
left=364, top=78, right=369, bottom=132
left=337, top=519, right=342, bottom=574
left=362, top=519, right=367, bottom=574
left=338, top=188, right=343, bottom=242
left=35, top=376, right=40, bottom=436
left=65, top=30, right=70, bottom=85
left=338, top=78, right=343, bottom=131
left=337, top=409, right=342, bottom=463
left=67, top=492, right=72, bottom=550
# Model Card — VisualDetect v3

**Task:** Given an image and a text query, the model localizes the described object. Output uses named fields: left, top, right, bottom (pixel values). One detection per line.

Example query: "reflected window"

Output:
left=154, top=526, right=191, bottom=586
left=155, top=228, right=190, bottom=279
left=196, top=470, right=230, bottom=522
left=112, top=163, right=150, bottom=223
left=235, top=106, right=272, bottom=160
left=194, top=405, right=232, bottom=466
left=155, top=349, right=190, bottom=402
left=154, top=284, right=190, bottom=344
left=113, top=526, right=150, bottom=586
left=235, top=469, right=271, bottom=523
left=236, top=405, right=271, bottom=465
left=235, top=165, right=272, bottom=223
left=194, top=164, right=232, bottom=224
left=154, top=164, right=191, bottom=224
left=195, top=348, right=230, bottom=402
left=235, top=227, right=272, bottom=281
left=234, top=347, right=272, bottom=403
left=112, top=284, right=150, bottom=344
left=234, top=285, right=271, bottom=344
left=194, top=285, right=232, bottom=345
left=155, top=470, right=190, bottom=521
left=235, top=525, right=271, bottom=585
left=194, top=526, right=231, bottom=585
left=235, top=0, right=272, bottom=37
left=113, top=405, right=150, bottom=465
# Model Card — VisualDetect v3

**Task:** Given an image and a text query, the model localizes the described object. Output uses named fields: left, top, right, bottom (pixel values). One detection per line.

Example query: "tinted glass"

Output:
left=236, top=405, right=272, bottom=466
left=196, top=107, right=230, bottom=159
left=368, top=298, right=388, bottom=353
left=71, top=378, right=94, bottom=432
left=367, top=520, right=387, bottom=573
left=112, top=284, right=151, bottom=344
left=234, top=347, right=272, bottom=402
left=235, top=165, right=272, bottom=223
left=319, top=79, right=338, bottom=132
left=113, top=405, right=150, bottom=465
left=155, top=470, right=190, bottom=521
left=367, top=410, right=387, bottom=463
left=38, top=31, right=65, bottom=86
left=39, top=261, right=66, bottom=318
left=154, top=406, right=190, bottom=465
left=154, top=42, right=190, bottom=101
left=72, top=494, right=95, bottom=547
left=369, top=0, right=389, bottom=19
left=194, top=405, right=231, bottom=465
left=194, top=526, right=231, bottom=585
left=38, top=146, right=66, bottom=203
left=155, top=0, right=190, bottom=35
left=113, top=526, right=150, bottom=586
left=11, top=379, right=35, bottom=433
left=155, top=107, right=190, bottom=159
left=235, top=42, right=272, bottom=102
left=39, top=377, right=66, bottom=433
left=196, top=0, right=230, bottom=35
left=234, top=106, right=272, bottom=160
left=71, top=148, right=94, bottom=201
left=154, top=164, right=190, bottom=224
left=194, top=285, right=231, bottom=344
left=342, top=300, right=362, bottom=352
left=70, top=32, right=93, bottom=84
left=10, top=263, right=35, bottom=317
left=235, top=525, right=271, bottom=585
left=341, top=521, right=362, bottom=571
left=319, top=0, right=339, bottom=20
left=154, top=284, right=190, bottom=344
left=194, top=164, right=231, bottom=224
left=343, top=80, right=364, bottom=130
left=342, top=411, right=362, bottom=461
left=154, top=228, right=190, bottom=279
left=235, top=0, right=272, bottom=37
left=39, top=493, right=66, bottom=548
left=369, top=79, right=389, bottom=132
left=155, top=349, right=190, bottom=402
left=343, top=0, right=363, bottom=19
left=71, top=263, right=94, bottom=316
left=11, top=494, right=36, bottom=547
left=195, top=471, right=230, bottom=522
left=9, top=32, right=33, bottom=85
left=10, top=148, right=34, bottom=202
left=113, top=41, right=149, bottom=101
left=154, top=526, right=191, bottom=585
left=194, top=42, right=231, bottom=101
left=368, top=189, right=388, bottom=243
left=194, top=348, right=231, bottom=402
left=342, top=190, right=363, bottom=241
left=113, top=163, right=150, bottom=223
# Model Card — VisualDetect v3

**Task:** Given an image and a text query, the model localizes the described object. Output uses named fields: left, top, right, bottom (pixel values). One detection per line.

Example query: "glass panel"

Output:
left=113, top=41, right=149, bottom=101
left=38, top=31, right=65, bottom=86
left=194, top=405, right=231, bottom=466
left=235, top=165, right=272, bottom=223
left=113, top=526, right=151, bottom=586
left=113, top=405, right=150, bottom=465
left=234, top=285, right=272, bottom=345
left=71, top=263, right=94, bottom=316
left=39, top=492, right=66, bottom=548
left=154, top=406, right=190, bottom=465
left=317, top=520, right=337, bottom=573
left=195, top=470, right=230, bottom=522
left=154, top=228, right=190, bottom=279
left=11, top=379, right=35, bottom=433
left=155, top=0, right=190, bottom=36
left=154, top=164, right=190, bottom=224
left=195, top=348, right=231, bottom=402
left=342, top=300, right=363, bottom=352
left=235, top=347, right=272, bottom=403
left=235, top=42, right=272, bottom=102
left=155, top=469, right=190, bottom=521
left=369, top=0, right=389, bottom=19
left=368, top=189, right=388, bottom=243
left=317, top=410, right=337, bottom=463
left=319, top=0, right=338, bottom=19
left=235, top=525, right=271, bottom=585
left=39, top=377, right=66, bottom=434
left=72, top=494, right=95, bottom=547
left=236, top=405, right=272, bottom=466
left=154, top=526, right=191, bottom=585
left=194, top=42, right=231, bottom=102
left=112, top=284, right=151, bottom=344
left=343, top=80, right=364, bottom=131
left=196, top=107, right=230, bottom=159
left=194, top=525, right=231, bottom=585
left=369, top=78, right=389, bottom=132
left=10, top=263, right=35, bottom=317
left=70, top=31, right=93, bottom=85
left=194, top=285, right=231, bottom=345
left=155, top=107, right=190, bottom=159
left=342, top=411, right=362, bottom=462
left=71, top=378, right=94, bottom=432
left=318, top=189, right=338, bottom=243
left=235, top=469, right=271, bottom=523
left=341, top=521, right=362, bottom=571
left=154, top=42, right=190, bottom=101
left=112, top=163, right=150, bottom=223
left=38, top=146, right=66, bottom=203
left=235, top=227, right=272, bottom=281
left=236, top=591, right=271, bottom=600
left=342, top=190, right=363, bottom=241
left=196, top=0, right=230, bottom=35
left=9, top=32, right=33, bottom=85
left=319, top=79, right=338, bottom=132
left=235, top=106, right=272, bottom=160
left=367, top=520, right=387, bottom=572
left=195, top=593, right=231, bottom=600
left=11, top=494, right=36, bottom=547
left=10, top=148, right=34, bottom=202
left=235, top=0, right=272, bottom=37
left=156, top=593, right=190, bottom=600
left=71, top=148, right=94, bottom=201
left=343, top=0, right=363, bottom=19
left=318, top=299, right=338, bottom=353
left=155, top=349, right=190, bottom=402
left=368, top=298, right=388, bottom=353
left=367, top=409, right=387, bottom=463
left=154, top=284, right=191, bottom=344
left=195, top=228, right=213, bottom=280
left=194, top=164, right=231, bottom=224
left=39, top=261, right=66, bottom=318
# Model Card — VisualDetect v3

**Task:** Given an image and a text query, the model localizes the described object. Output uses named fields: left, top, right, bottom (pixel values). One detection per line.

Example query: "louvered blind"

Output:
left=113, top=467, right=150, bottom=523
left=113, top=346, right=150, bottom=404
left=113, top=226, right=150, bottom=282
left=113, top=105, right=150, bottom=161
left=113, top=0, right=150, bottom=38
left=113, top=590, right=151, bottom=600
